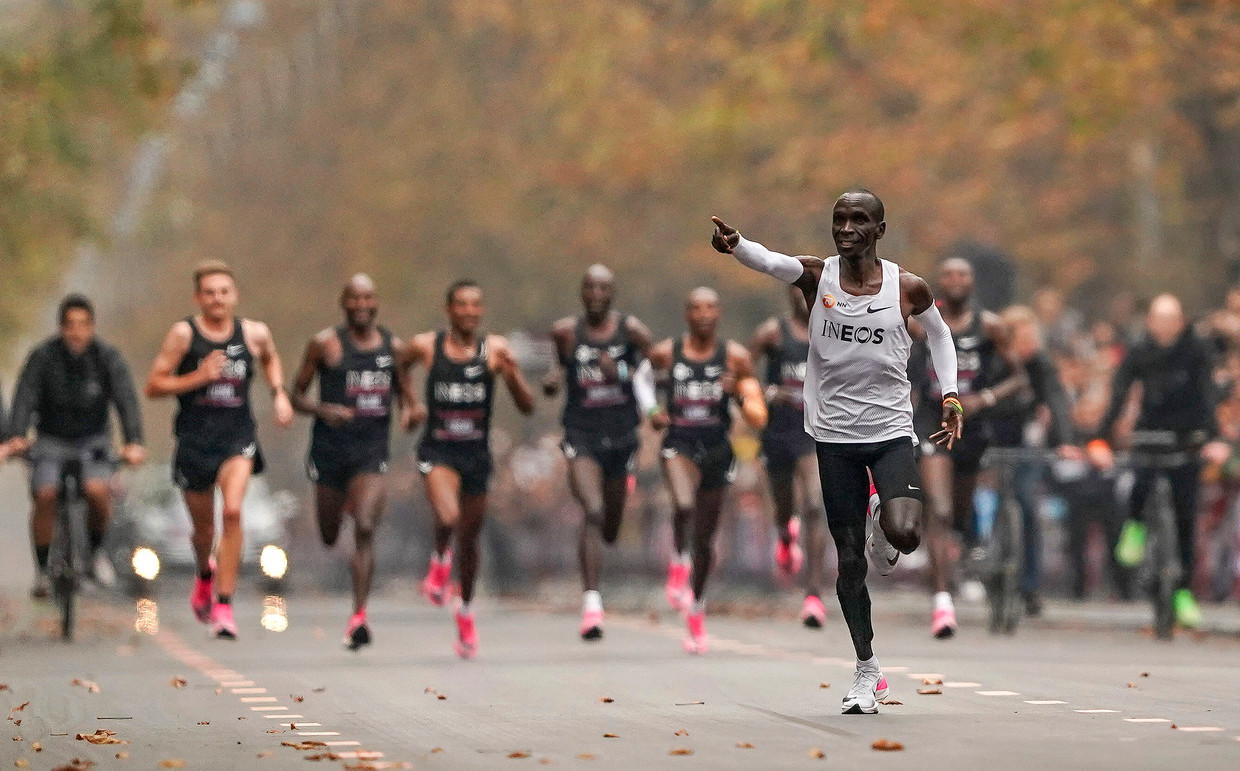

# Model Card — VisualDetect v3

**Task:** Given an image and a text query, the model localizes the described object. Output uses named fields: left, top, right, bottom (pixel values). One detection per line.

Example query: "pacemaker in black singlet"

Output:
left=761, top=318, right=815, bottom=470
left=661, top=338, right=735, bottom=490
left=173, top=317, right=264, bottom=491
left=307, top=326, right=397, bottom=491
left=913, top=305, right=1000, bottom=472
left=417, top=332, right=495, bottom=496
left=560, top=314, right=642, bottom=479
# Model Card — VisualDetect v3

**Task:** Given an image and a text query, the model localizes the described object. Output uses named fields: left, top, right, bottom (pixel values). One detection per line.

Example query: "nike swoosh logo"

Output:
left=908, top=485, right=919, bottom=491
left=866, top=305, right=891, bottom=314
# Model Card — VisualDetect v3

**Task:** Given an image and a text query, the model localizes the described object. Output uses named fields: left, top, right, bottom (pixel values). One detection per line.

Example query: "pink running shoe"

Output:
left=932, top=605, right=957, bottom=639
left=343, top=610, right=371, bottom=651
left=580, top=608, right=604, bottom=641
left=454, top=608, right=478, bottom=659
left=191, top=559, right=215, bottom=624
left=868, top=482, right=881, bottom=519
left=800, top=595, right=827, bottom=629
left=682, top=609, right=708, bottom=654
left=420, top=551, right=452, bottom=607
left=211, top=603, right=238, bottom=640
left=774, top=517, right=804, bottom=577
left=875, top=675, right=890, bottom=701
left=665, top=561, right=690, bottom=611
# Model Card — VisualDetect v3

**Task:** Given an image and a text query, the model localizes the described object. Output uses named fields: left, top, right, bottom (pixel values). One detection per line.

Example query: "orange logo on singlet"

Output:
left=821, top=293, right=837, bottom=309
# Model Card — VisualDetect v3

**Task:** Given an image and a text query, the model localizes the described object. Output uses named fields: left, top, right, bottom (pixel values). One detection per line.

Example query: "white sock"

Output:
left=678, top=551, right=691, bottom=566
left=858, top=654, right=880, bottom=671
left=583, top=590, right=602, bottom=613
left=690, top=598, right=705, bottom=615
left=435, top=550, right=450, bottom=565
left=457, top=601, right=472, bottom=616
left=934, top=591, right=954, bottom=611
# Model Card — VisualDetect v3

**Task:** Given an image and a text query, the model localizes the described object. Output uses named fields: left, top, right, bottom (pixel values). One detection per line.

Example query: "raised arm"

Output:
left=489, top=336, right=535, bottom=415
left=145, top=321, right=211, bottom=398
left=727, top=341, right=767, bottom=430
left=247, top=320, right=294, bottom=428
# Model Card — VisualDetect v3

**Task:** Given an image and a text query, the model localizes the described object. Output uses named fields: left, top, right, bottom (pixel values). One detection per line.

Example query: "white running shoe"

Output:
left=841, top=664, right=885, bottom=715
left=89, top=552, right=117, bottom=589
left=866, top=507, right=899, bottom=577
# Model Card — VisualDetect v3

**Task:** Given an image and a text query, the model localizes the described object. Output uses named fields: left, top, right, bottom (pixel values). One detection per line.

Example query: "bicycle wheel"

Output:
left=1150, top=485, right=1177, bottom=640
left=51, top=519, right=75, bottom=641
left=1000, top=496, right=1024, bottom=635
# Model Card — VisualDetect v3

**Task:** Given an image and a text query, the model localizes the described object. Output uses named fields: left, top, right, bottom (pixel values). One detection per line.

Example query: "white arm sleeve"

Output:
left=914, top=303, right=959, bottom=398
left=632, top=359, right=658, bottom=415
left=733, top=235, right=806, bottom=284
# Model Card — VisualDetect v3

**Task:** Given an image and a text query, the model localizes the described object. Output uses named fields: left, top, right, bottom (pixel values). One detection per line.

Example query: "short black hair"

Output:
left=445, top=279, right=481, bottom=305
left=840, top=188, right=885, bottom=221
left=58, top=293, right=94, bottom=325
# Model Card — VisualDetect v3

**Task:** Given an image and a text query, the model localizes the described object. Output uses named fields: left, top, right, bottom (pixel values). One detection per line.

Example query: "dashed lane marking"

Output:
left=976, top=691, right=1021, bottom=697
left=1025, top=701, right=1067, bottom=705
left=1075, top=709, right=1121, bottom=714
left=1125, top=718, right=1171, bottom=723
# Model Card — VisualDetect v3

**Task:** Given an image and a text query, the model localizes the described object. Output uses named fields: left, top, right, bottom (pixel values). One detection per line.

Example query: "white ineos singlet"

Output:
left=803, top=256, right=914, bottom=444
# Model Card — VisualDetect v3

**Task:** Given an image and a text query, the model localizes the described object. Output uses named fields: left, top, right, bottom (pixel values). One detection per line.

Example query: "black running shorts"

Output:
left=661, top=437, right=737, bottom=491
left=307, top=439, right=389, bottom=492
left=561, top=428, right=638, bottom=481
left=816, top=437, right=921, bottom=527
left=417, top=441, right=493, bottom=496
left=174, top=436, right=265, bottom=493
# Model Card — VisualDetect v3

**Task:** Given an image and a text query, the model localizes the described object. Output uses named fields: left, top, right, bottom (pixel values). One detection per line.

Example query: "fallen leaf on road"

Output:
left=1141, top=672, right=1150, bottom=678
left=1127, top=683, right=1137, bottom=688
left=508, top=751, right=530, bottom=758
left=539, top=760, right=553, bottom=766
left=431, top=748, right=444, bottom=754
left=872, top=739, right=904, bottom=752
left=917, top=688, right=942, bottom=695
left=282, top=741, right=329, bottom=750
left=576, top=754, right=595, bottom=760
left=312, top=687, right=326, bottom=693
left=15, top=759, right=28, bottom=768
left=668, top=748, right=693, bottom=756
left=880, top=700, right=904, bottom=706
left=214, top=688, right=222, bottom=695
left=304, top=751, right=341, bottom=761
left=170, top=678, right=188, bottom=689
left=0, top=686, right=7, bottom=692
left=256, top=751, right=273, bottom=758
left=267, top=729, right=282, bottom=734
left=808, top=747, right=826, bottom=758
left=603, top=733, right=619, bottom=738
left=292, top=695, right=305, bottom=703
left=76, top=730, right=128, bottom=745
left=10, top=721, right=18, bottom=727
left=599, top=697, right=613, bottom=703
left=921, top=677, right=943, bottom=685
left=51, top=760, right=94, bottom=771
left=71, top=679, right=100, bottom=694
left=197, top=721, right=209, bottom=726
left=736, top=742, right=754, bottom=749
left=1171, top=724, right=1178, bottom=730
left=289, top=723, right=296, bottom=731
left=31, top=743, right=39, bottom=752
left=11, top=702, right=28, bottom=712
left=158, top=761, right=186, bottom=769
left=437, top=694, right=447, bottom=700
left=674, top=729, right=688, bottom=737
left=819, top=682, right=830, bottom=689
left=11, top=737, right=20, bottom=742
left=115, top=751, right=129, bottom=759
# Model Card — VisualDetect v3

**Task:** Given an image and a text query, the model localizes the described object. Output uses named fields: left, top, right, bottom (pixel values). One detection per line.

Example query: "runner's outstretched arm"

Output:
left=711, top=217, right=806, bottom=283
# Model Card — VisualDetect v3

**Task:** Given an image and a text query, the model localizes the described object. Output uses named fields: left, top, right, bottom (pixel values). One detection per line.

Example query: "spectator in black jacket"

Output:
left=6, top=294, right=146, bottom=597
left=1093, top=294, right=1231, bottom=629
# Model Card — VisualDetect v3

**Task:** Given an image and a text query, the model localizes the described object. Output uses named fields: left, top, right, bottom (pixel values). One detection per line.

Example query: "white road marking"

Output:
left=1174, top=727, right=1223, bottom=732
left=241, top=696, right=277, bottom=702
left=944, top=682, right=982, bottom=688
left=250, top=706, right=288, bottom=711
left=337, top=751, right=384, bottom=758
left=221, top=680, right=255, bottom=687
left=297, top=731, right=341, bottom=736
left=231, top=688, right=267, bottom=694
left=1075, top=709, right=1120, bottom=714
left=1025, top=700, right=1067, bottom=705
left=266, top=714, right=303, bottom=719
left=976, top=691, right=1021, bottom=697
left=1124, top=718, right=1171, bottom=723
left=281, top=722, right=320, bottom=727
left=326, top=741, right=362, bottom=747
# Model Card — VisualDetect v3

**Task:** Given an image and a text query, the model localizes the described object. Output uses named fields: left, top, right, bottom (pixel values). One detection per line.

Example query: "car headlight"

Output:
left=260, top=545, right=288, bottom=579
left=261, top=595, right=288, bottom=633
left=132, top=547, right=160, bottom=580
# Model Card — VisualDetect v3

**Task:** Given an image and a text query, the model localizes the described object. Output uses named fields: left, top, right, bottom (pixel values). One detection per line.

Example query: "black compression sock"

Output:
left=216, top=594, right=232, bottom=606
left=35, top=545, right=50, bottom=571
left=88, top=530, right=105, bottom=555
left=199, top=567, right=213, bottom=581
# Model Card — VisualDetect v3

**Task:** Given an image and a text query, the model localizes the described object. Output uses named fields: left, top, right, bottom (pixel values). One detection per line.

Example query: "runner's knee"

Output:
left=882, top=498, right=922, bottom=553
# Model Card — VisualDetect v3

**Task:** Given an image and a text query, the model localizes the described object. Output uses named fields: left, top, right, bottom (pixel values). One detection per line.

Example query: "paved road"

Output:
left=2, top=581, right=1239, bottom=770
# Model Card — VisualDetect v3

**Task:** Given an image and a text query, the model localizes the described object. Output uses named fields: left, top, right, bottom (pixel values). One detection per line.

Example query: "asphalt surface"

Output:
left=2, top=580, right=1240, bottom=771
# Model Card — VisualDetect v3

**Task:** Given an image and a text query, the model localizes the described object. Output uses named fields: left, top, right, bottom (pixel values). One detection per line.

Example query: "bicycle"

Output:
left=978, top=446, right=1057, bottom=635
left=49, top=456, right=90, bottom=641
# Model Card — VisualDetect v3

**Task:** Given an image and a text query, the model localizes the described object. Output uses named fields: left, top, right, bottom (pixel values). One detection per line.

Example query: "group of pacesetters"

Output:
left=5, top=189, right=974, bottom=716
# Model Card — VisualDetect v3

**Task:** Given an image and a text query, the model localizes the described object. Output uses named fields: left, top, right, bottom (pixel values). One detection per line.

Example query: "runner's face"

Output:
left=342, top=285, right=378, bottom=329
left=686, top=296, right=720, bottom=338
left=195, top=273, right=238, bottom=321
left=60, top=308, right=95, bottom=355
left=581, top=275, right=614, bottom=316
left=936, top=261, right=974, bottom=305
left=831, top=196, right=884, bottom=258
left=447, top=286, right=483, bottom=335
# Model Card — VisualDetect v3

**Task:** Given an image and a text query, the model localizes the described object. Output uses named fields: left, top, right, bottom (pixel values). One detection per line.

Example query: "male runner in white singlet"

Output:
left=711, top=189, right=962, bottom=714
